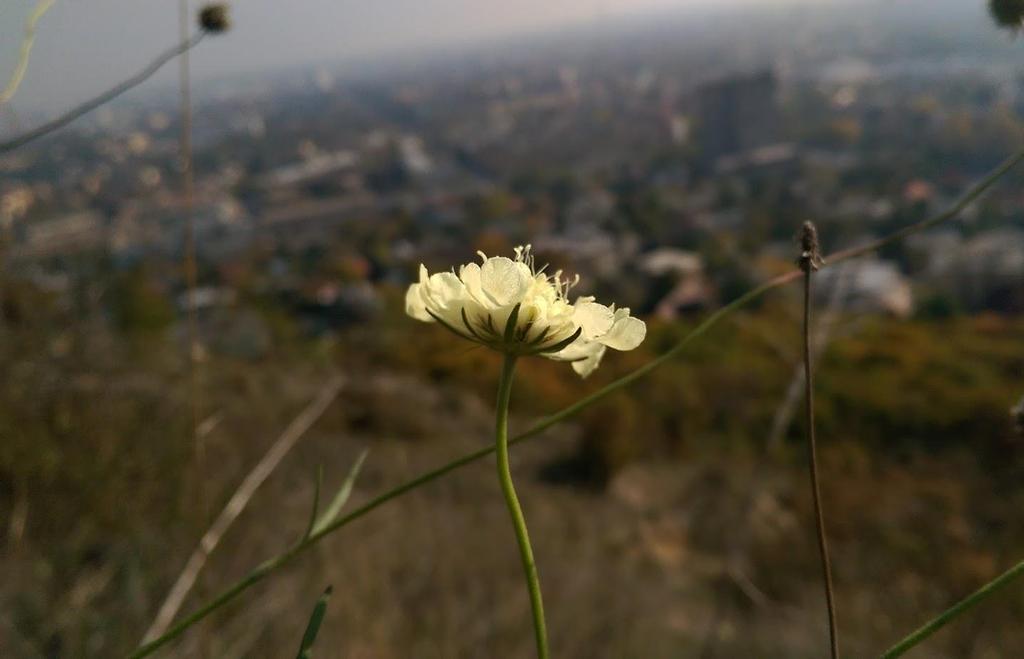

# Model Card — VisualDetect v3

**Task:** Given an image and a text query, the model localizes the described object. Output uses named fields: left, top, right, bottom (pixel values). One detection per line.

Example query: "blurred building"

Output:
left=695, top=71, right=785, bottom=167
left=639, top=248, right=712, bottom=318
left=15, top=211, right=106, bottom=258
left=816, top=257, right=914, bottom=317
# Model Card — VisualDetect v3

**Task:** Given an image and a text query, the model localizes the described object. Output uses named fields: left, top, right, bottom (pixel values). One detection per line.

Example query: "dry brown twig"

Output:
left=767, top=262, right=852, bottom=451
left=142, top=376, right=346, bottom=644
left=0, top=4, right=229, bottom=155
left=799, top=221, right=839, bottom=659
left=0, top=34, right=205, bottom=155
left=697, top=262, right=849, bottom=656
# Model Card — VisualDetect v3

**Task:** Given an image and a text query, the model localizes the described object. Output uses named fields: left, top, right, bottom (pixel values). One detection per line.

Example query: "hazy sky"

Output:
left=0, top=0, right=822, bottom=114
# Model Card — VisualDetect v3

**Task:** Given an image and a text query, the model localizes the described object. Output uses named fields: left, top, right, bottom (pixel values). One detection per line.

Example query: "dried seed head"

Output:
left=798, top=220, right=824, bottom=272
left=198, top=4, right=230, bottom=33
left=990, top=0, right=1024, bottom=32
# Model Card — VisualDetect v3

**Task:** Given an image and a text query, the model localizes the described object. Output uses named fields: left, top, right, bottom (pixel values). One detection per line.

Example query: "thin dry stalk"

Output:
left=698, top=263, right=852, bottom=656
left=179, top=0, right=202, bottom=474
left=141, top=376, right=345, bottom=644
left=768, top=263, right=851, bottom=451
left=799, top=221, right=839, bottom=659
left=704, top=247, right=851, bottom=658
left=0, top=33, right=205, bottom=154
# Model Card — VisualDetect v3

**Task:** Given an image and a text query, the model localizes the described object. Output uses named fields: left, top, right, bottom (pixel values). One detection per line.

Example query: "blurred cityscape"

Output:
left=4, top=1, right=1024, bottom=329
left=3, top=1, right=1024, bottom=657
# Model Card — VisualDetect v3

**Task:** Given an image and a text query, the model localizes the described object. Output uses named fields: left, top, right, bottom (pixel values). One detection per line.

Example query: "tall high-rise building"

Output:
left=695, top=71, right=781, bottom=164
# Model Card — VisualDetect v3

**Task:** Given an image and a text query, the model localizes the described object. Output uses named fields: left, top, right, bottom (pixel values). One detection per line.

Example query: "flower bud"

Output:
left=798, top=220, right=824, bottom=272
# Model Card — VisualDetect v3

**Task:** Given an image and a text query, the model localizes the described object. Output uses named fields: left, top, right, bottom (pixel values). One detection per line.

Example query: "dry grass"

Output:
left=141, top=433, right=1024, bottom=658
left=3, top=310, right=1024, bottom=658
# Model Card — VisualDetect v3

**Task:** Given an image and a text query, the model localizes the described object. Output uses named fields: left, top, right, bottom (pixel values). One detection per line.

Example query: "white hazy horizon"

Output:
left=0, top=0, right=842, bottom=114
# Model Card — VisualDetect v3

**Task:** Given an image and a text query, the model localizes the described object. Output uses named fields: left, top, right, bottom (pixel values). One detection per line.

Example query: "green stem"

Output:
left=495, top=354, right=549, bottom=659
left=131, top=147, right=1024, bottom=658
left=881, top=557, right=1024, bottom=658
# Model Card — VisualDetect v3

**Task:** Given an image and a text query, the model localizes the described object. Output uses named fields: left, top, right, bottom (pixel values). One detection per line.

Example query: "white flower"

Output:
left=405, top=245, right=646, bottom=377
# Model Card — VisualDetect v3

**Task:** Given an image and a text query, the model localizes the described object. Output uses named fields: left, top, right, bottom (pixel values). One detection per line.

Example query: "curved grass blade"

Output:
left=0, top=0, right=57, bottom=106
left=296, top=585, right=333, bottom=659
left=312, top=450, right=369, bottom=535
left=302, top=466, right=324, bottom=541
left=881, top=557, right=1024, bottom=658
left=139, top=376, right=345, bottom=646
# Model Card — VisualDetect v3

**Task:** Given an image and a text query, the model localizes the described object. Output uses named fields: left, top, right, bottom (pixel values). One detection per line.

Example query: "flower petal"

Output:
left=545, top=338, right=605, bottom=377
left=598, top=310, right=646, bottom=351
left=572, top=352, right=604, bottom=377
left=426, top=271, right=464, bottom=306
left=459, top=262, right=485, bottom=304
left=573, top=301, right=614, bottom=340
left=405, top=283, right=432, bottom=321
left=571, top=342, right=607, bottom=378
left=479, top=257, right=531, bottom=307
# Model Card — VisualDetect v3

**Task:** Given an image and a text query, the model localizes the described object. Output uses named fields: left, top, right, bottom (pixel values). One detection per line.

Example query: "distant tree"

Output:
left=110, top=269, right=174, bottom=333
left=915, top=292, right=964, bottom=320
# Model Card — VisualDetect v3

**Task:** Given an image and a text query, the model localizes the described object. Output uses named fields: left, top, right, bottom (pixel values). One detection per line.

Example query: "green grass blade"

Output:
left=312, top=450, right=368, bottom=535
left=296, top=585, right=333, bottom=659
left=302, top=466, right=323, bottom=541
left=881, top=557, right=1024, bottom=658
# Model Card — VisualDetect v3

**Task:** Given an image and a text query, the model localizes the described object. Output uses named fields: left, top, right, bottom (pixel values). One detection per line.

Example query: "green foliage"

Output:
left=914, top=291, right=964, bottom=320
left=296, top=586, right=332, bottom=659
left=360, top=297, right=1024, bottom=478
left=817, top=316, right=1023, bottom=459
left=109, top=267, right=174, bottom=334
left=311, top=450, right=368, bottom=535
